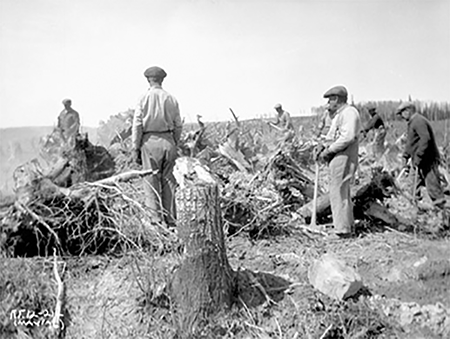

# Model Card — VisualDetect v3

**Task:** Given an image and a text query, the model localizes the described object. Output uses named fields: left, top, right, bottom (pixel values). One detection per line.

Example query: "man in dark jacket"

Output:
left=57, top=98, right=80, bottom=144
left=396, top=102, right=445, bottom=207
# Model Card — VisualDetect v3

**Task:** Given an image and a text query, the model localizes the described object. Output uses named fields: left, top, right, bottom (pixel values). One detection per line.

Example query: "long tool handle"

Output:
left=412, top=166, right=419, bottom=205
left=310, top=162, right=320, bottom=227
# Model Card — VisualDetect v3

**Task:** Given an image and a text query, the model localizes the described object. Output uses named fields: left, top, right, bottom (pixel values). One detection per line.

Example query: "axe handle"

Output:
left=310, top=162, right=320, bottom=227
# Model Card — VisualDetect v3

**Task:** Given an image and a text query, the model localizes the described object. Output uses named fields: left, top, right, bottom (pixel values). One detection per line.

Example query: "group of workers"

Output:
left=59, top=66, right=447, bottom=238
left=315, top=86, right=446, bottom=239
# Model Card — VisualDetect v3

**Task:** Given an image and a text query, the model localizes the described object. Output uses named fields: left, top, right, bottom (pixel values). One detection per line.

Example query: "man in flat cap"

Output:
left=363, top=104, right=386, bottom=158
left=57, top=98, right=81, bottom=145
left=269, top=103, right=295, bottom=142
left=396, top=102, right=445, bottom=208
left=132, top=66, right=183, bottom=227
left=316, top=85, right=362, bottom=239
left=273, top=103, right=294, bottom=132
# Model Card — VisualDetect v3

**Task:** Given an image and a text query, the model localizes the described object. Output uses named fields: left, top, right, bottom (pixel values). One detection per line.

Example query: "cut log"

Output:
left=298, top=194, right=331, bottom=221
left=298, top=169, right=399, bottom=225
left=363, top=201, right=398, bottom=225
left=171, top=157, right=235, bottom=337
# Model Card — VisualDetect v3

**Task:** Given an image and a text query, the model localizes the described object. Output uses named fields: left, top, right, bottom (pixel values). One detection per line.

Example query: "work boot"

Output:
left=325, top=231, right=354, bottom=241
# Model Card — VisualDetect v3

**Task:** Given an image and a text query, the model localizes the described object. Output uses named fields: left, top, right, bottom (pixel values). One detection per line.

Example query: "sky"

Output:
left=0, top=0, right=449, bottom=128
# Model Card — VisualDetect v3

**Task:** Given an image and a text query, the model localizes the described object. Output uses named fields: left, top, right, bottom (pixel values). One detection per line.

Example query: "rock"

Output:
left=382, top=266, right=404, bottom=282
left=308, top=253, right=363, bottom=300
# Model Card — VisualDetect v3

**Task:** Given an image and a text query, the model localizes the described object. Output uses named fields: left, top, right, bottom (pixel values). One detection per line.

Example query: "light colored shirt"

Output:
left=132, top=84, right=183, bottom=149
left=274, top=110, right=294, bottom=130
left=326, top=104, right=361, bottom=154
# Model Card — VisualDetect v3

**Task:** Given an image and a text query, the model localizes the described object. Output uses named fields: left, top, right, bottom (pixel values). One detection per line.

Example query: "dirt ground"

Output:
left=226, top=227, right=450, bottom=339
left=2, top=117, right=449, bottom=339
left=2, top=224, right=448, bottom=339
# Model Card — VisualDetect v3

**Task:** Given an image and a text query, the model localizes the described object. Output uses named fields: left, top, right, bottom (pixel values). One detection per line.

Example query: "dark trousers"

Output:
left=417, top=162, right=445, bottom=204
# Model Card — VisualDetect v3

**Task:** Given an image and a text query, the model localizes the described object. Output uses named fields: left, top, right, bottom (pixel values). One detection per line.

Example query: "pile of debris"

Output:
left=1, top=126, right=175, bottom=257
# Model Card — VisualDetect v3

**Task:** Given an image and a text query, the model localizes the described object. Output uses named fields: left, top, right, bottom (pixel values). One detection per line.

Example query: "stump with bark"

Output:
left=171, top=157, right=236, bottom=337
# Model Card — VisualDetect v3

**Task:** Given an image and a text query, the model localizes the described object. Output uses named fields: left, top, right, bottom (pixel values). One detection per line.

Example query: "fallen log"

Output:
left=93, top=169, right=157, bottom=185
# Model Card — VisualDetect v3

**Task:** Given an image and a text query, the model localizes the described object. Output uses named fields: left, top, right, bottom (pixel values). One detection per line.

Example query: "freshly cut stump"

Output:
left=171, top=158, right=235, bottom=337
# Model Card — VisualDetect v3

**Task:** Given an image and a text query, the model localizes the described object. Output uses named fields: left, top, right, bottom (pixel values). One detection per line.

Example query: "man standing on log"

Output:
left=57, top=98, right=80, bottom=144
left=363, top=104, right=386, bottom=158
left=132, top=66, right=183, bottom=227
left=396, top=102, right=445, bottom=208
left=316, top=85, right=361, bottom=239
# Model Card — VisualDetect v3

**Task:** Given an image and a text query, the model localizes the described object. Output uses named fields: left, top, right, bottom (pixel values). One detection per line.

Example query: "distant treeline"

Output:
left=311, top=100, right=449, bottom=122
left=355, top=101, right=450, bottom=122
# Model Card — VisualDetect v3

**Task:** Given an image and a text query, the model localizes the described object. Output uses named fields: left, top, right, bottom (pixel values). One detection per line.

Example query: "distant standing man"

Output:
left=132, top=66, right=183, bottom=227
left=363, top=105, right=386, bottom=157
left=57, top=99, right=80, bottom=143
left=271, top=103, right=295, bottom=142
left=396, top=102, right=445, bottom=208
left=317, top=85, right=362, bottom=239
left=273, top=103, right=294, bottom=131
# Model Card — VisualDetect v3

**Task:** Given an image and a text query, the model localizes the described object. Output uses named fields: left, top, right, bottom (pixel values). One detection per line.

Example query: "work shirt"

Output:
left=132, top=84, right=183, bottom=150
left=274, top=110, right=294, bottom=131
left=57, top=108, right=80, bottom=139
left=326, top=104, right=361, bottom=154
left=404, top=113, right=440, bottom=167
left=364, top=113, right=385, bottom=132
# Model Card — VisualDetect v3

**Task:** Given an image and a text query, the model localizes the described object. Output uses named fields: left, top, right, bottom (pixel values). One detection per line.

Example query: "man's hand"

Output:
left=319, top=149, right=334, bottom=163
left=313, top=144, right=325, bottom=161
left=133, top=149, right=142, bottom=166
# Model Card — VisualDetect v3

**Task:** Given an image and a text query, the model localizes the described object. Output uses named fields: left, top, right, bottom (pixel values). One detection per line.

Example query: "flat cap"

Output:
left=396, top=102, right=415, bottom=114
left=62, top=98, right=72, bottom=105
left=274, top=103, right=282, bottom=109
left=144, top=66, right=167, bottom=79
left=323, top=85, right=348, bottom=98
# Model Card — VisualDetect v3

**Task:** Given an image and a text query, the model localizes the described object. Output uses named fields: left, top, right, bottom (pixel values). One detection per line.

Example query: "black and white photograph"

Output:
left=1, top=0, right=449, bottom=338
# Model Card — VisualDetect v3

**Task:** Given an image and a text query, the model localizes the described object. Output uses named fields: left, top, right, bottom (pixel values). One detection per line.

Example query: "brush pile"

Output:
left=1, top=125, right=177, bottom=258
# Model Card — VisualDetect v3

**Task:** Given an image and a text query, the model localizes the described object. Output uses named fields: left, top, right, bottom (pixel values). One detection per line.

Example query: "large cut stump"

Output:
left=171, top=157, right=235, bottom=337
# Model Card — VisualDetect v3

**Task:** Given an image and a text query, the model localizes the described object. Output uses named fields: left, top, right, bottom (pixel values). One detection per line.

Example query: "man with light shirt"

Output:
left=316, top=85, right=362, bottom=239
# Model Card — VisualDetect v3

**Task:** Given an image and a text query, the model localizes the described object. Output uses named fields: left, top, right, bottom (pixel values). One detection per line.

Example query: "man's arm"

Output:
left=172, top=100, right=183, bottom=145
left=283, top=112, right=292, bottom=130
left=132, top=98, right=144, bottom=150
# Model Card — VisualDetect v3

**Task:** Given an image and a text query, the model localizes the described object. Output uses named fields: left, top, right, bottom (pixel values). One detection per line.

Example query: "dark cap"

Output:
left=323, top=85, right=348, bottom=98
left=396, top=102, right=415, bottom=115
left=144, top=66, right=167, bottom=79
left=62, top=98, right=72, bottom=105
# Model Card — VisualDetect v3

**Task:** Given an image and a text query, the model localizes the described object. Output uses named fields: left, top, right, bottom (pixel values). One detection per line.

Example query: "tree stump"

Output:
left=171, top=157, right=235, bottom=337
